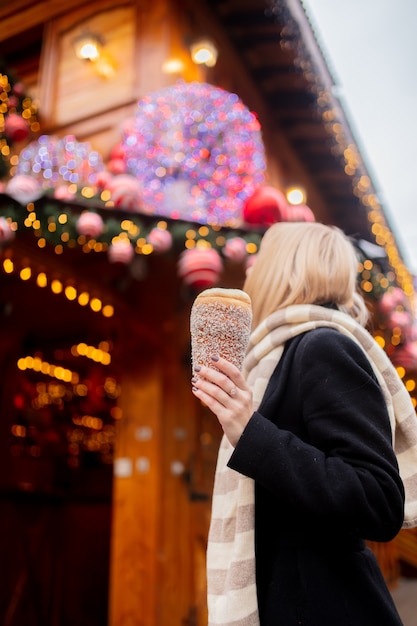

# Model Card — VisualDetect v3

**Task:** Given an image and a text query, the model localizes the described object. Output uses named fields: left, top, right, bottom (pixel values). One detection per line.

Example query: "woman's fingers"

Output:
left=191, top=356, right=254, bottom=447
left=192, top=372, right=231, bottom=406
left=195, top=355, right=246, bottom=394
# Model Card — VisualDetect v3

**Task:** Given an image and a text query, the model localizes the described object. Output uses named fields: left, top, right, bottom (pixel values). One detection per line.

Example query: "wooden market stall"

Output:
left=0, top=1, right=416, bottom=625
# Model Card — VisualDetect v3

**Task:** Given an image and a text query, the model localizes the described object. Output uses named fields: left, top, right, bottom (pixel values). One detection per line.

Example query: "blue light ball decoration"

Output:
left=121, top=81, right=266, bottom=226
left=16, top=134, right=104, bottom=191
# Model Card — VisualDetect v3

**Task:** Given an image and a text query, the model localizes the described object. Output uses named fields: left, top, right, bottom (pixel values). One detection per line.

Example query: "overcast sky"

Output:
left=301, top=0, right=417, bottom=273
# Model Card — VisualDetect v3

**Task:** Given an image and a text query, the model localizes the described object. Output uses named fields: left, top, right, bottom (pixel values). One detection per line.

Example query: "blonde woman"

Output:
left=191, top=222, right=416, bottom=626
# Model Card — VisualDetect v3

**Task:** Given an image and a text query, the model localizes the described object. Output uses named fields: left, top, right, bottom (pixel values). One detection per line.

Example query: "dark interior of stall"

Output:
left=0, top=247, right=120, bottom=626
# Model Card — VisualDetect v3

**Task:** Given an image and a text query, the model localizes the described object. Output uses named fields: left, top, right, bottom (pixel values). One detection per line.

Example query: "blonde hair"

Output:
left=243, top=222, right=369, bottom=329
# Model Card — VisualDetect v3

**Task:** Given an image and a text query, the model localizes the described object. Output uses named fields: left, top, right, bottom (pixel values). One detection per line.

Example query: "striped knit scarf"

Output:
left=206, top=304, right=417, bottom=626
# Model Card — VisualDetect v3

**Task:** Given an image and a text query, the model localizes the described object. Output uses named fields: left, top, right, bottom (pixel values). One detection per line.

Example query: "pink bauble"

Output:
left=54, top=185, right=76, bottom=201
left=223, top=237, right=248, bottom=263
left=4, top=113, right=30, bottom=143
left=7, top=96, right=19, bottom=109
left=76, top=212, right=104, bottom=239
left=387, top=309, right=412, bottom=330
left=286, top=204, right=315, bottom=222
left=147, top=227, right=173, bottom=253
left=379, top=288, right=407, bottom=315
left=109, top=175, right=142, bottom=210
left=386, top=309, right=412, bottom=344
left=12, top=82, right=25, bottom=97
left=0, top=217, right=15, bottom=244
left=108, top=240, right=135, bottom=264
left=243, top=186, right=288, bottom=226
left=95, top=171, right=114, bottom=190
left=6, top=174, right=42, bottom=204
left=178, top=248, right=223, bottom=290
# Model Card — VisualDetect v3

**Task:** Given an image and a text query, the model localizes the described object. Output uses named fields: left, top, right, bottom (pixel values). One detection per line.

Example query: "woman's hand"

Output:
left=191, top=355, right=253, bottom=447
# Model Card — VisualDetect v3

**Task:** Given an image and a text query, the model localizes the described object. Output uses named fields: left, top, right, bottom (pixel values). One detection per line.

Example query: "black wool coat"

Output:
left=228, top=328, right=405, bottom=626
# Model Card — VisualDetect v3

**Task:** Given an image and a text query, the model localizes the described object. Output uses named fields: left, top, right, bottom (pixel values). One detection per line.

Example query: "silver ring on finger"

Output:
left=229, top=387, right=237, bottom=397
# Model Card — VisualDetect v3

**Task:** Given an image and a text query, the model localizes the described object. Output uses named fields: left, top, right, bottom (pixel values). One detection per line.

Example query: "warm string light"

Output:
left=17, top=355, right=78, bottom=383
left=316, top=98, right=414, bottom=299
left=1, top=253, right=114, bottom=318
left=357, top=258, right=396, bottom=298
left=0, top=71, right=40, bottom=180
left=71, top=341, right=112, bottom=365
left=0, top=196, right=263, bottom=261
left=11, top=371, right=120, bottom=465
left=268, top=7, right=414, bottom=302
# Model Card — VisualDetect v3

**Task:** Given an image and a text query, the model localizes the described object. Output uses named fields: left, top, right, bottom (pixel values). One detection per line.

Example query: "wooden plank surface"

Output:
left=0, top=0, right=90, bottom=39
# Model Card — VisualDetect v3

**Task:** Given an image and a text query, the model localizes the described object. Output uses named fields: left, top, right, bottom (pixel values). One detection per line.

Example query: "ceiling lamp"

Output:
left=73, top=31, right=104, bottom=61
left=190, top=39, right=218, bottom=67
left=286, top=186, right=306, bottom=205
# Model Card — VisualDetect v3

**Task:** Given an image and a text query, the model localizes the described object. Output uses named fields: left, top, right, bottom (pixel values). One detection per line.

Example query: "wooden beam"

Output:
left=0, top=0, right=92, bottom=40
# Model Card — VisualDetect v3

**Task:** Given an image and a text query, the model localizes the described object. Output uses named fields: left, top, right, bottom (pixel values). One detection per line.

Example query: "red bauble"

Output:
left=242, top=186, right=288, bottom=226
left=107, top=159, right=127, bottom=175
left=286, top=203, right=315, bottom=222
left=4, top=113, right=30, bottom=143
left=178, top=248, right=223, bottom=290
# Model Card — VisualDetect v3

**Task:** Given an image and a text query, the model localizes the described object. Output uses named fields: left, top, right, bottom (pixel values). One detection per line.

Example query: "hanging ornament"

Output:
left=120, top=80, right=266, bottom=225
left=286, top=203, right=315, bottom=222
left=5, top=174, right=42, bottom=204
left=147, top=227, right=173, bottom=253
left=386, top=309, right=412, bottom=331
left=15, top=134, right=104, bottom=192
left=223, top=236, right=248, bottom=263
left=76, top=212, right=105, bottom=239
left=107, top=174, right=142, bottom=211
left=378, top=288, right=408, bottom=315
left=178, top=247, right=223, bottom=290
left=54, top=185, right=77, bottom=201
left=0, top=217, right=15, bottom=244
left=95, top=170, right=114, bottom=191
left=107, top=142, right=127, bottom=175
left=4, top=112, right=30, bottom=143
left=108, top=239, right=135, bottom=264
left=242, top=185, right=288, bottom=226
left=384, top=308, right=413, bottom=345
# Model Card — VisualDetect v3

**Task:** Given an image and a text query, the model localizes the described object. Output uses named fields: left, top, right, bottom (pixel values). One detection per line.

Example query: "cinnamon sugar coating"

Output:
left=190, top=288, right=252, bottom=373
